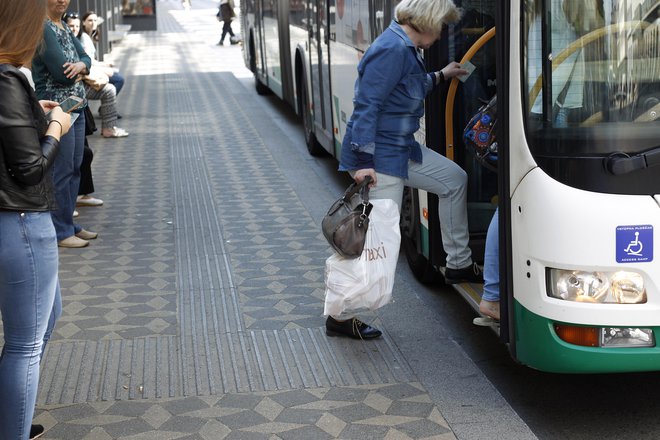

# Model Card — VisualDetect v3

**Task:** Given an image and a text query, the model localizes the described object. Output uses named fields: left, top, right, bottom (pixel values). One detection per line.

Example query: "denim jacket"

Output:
left=339, top=21, right=437, bottom=179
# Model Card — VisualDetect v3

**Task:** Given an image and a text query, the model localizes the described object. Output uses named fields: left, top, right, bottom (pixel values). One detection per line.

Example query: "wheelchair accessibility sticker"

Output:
left=616, top=225, right=653, bottom=263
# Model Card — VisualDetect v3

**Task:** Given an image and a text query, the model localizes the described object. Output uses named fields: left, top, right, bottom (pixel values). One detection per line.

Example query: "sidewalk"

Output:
left=26, top=1, right=537, bottom=439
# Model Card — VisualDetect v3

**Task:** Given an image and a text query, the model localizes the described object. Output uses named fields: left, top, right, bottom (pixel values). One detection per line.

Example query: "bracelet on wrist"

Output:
left=49, top=120, right=63, bottom=135
left=437, top=70, right=445, bottom=84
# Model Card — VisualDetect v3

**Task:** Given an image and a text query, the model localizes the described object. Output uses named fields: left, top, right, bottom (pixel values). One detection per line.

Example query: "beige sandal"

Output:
left=102, top=127, right=129, bottom=138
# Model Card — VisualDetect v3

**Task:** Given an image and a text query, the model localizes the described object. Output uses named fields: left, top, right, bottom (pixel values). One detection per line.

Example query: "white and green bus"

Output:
left=241, top=0, right=660, bottom=373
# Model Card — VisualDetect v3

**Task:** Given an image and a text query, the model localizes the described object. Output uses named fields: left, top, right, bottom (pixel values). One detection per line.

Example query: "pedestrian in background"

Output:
left=32, top=0, right=99, bottom=248
left=217, top=0, right=239, bottom=46
left=326, top=0, right=478, bottom=339
left=0, top=1, right=72, bottom=438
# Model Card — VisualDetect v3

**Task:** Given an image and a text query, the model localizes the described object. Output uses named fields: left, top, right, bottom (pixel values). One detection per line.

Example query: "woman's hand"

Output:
left=49, top=106, right=72, bottom=136
left=39, top=100, right=60, bottom=113
left=440, top=61, right=469, bottom=80
left=354, top=168, right=377, bottom=187
left=63, top=61, right=88, bottom=79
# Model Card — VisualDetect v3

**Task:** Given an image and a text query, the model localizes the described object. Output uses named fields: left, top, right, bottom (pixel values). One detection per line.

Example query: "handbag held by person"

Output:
left=322, top=177, right=373, bottom=258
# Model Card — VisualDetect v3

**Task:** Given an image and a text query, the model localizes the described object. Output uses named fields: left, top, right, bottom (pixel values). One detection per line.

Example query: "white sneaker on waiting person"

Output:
left=77, top=195, right=104, bottom=206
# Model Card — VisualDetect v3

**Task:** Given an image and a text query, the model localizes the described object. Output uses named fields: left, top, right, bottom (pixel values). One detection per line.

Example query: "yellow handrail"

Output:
left=444, top=27, right=496, bottom=161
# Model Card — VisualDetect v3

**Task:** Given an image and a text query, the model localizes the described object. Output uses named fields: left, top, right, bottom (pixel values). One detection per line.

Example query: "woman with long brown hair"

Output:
left=0, top=0, right=72, bottom=438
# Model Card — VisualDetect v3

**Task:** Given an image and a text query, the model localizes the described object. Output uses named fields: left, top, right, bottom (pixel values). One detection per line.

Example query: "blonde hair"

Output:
left=395, top=0, right=461, bottom=35
left=0, top=0, right=47, bottom=66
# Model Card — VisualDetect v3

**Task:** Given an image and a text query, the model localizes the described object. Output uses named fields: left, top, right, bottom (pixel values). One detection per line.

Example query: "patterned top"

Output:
left=31, top=20, right=91, bottom=109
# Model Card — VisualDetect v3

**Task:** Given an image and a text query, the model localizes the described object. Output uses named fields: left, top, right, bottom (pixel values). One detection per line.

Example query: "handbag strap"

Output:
left=342, top=176, right=372, bottom=204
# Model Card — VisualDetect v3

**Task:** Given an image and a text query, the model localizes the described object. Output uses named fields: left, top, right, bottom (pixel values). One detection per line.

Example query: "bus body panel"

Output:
left=510, top=167, right=660, bottom=326
left=289, top=25, right=308, bottom=111
left=507, top=5, right=539, bottom=196
left=263, top=5, right=283, bottom=98
left=515, top=301, right=660, bottom=374
left=308, top=0, right=333, bottom=143
left=328, top=40, right=360, bottom=156
left=242, top=0, right=267, bottom=83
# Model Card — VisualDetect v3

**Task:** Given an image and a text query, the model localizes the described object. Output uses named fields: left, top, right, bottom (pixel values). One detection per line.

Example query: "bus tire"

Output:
left=400, top=187, right=442, bottom=285
left=299, top=77, right=324, bottom=156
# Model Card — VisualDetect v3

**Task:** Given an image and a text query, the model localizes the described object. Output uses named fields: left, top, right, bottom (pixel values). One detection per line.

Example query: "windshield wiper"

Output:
left=606, top=147, right=660, bottom=175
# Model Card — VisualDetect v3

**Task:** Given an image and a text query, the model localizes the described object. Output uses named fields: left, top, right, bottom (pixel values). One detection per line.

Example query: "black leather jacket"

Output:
left=0, top=64, right=59, bottom=212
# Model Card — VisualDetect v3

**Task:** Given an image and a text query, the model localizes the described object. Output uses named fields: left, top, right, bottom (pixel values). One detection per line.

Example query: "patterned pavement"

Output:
left=4, top=0, right=466, bottom=438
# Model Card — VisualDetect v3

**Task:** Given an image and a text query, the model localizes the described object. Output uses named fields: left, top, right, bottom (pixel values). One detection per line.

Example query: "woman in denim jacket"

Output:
left=326, top=0, right=481, bottom=339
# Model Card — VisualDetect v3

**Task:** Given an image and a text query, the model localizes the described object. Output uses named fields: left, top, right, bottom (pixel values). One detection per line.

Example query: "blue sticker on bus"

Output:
left=616, top=225, right=653, bottom=263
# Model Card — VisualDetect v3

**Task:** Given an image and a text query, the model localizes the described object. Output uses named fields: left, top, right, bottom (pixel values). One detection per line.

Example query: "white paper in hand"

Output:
left=458, top=61, right=476, bottom=83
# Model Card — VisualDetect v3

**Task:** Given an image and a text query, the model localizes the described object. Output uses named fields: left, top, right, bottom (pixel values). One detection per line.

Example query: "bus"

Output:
left=241, top=0, right=660, bottom=373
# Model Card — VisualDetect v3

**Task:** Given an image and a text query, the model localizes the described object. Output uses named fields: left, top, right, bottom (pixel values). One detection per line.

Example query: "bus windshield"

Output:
left=522, top=0, right=660, bottom=193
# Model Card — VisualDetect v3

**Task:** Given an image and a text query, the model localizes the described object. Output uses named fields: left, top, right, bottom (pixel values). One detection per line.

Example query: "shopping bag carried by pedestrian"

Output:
left=324, top=198, right=401, bottom=317
left=321, top=176, right=373, bottom=258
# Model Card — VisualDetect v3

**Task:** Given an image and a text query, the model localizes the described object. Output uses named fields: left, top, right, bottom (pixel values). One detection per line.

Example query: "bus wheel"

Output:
left=300, top=79, right=324, bottom=156
left=400, top=187, right=442, bottom=284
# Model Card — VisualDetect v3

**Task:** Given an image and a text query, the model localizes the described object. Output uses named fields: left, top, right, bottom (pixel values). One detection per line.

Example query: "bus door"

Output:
left=254, top=0, right=267, bottom=81
left=262, top=0, right=283, bottom=96
left=308, top=0, right=333, bottom=146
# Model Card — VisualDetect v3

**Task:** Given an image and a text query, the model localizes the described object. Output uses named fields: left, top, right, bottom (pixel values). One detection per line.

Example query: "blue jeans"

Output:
left=0, top=211, right=61, bottom=440
left=51, top=111, right=86, bottom=240
left=109, top=71, right=125, bottom=95
left=482, top=209, right=499, bottom=302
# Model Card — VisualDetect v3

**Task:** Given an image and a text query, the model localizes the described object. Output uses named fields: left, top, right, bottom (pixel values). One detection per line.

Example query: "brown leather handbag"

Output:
left=322, top=177, right=373, bottom=258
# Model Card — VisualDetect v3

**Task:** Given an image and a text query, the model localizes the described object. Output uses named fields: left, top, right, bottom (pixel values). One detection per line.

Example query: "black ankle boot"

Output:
left=326, top=316, right=382, bottom=340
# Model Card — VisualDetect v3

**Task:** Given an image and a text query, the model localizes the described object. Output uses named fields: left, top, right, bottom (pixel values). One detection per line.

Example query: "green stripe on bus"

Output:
left=421, top=223, right=429, bottom=259
left=514, top=301, right=660, bottom=374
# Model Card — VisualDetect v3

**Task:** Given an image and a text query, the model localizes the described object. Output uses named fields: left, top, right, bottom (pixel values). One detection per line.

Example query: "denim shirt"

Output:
left=339, top=21, right=437, bottom=179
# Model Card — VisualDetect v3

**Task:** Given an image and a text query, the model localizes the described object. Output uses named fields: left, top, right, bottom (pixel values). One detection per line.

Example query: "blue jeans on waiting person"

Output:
left=51, top=111, right=85, bottom=241
left=0, top=211, right=61, bottom=440
left=482, top=209, right=499, bottom=302
left=109, top=71, right=125, bottom=95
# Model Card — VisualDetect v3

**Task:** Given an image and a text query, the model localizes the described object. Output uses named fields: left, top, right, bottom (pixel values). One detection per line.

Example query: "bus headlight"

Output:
left=611, top=272, right=646, bottom=304
left=547, top=269, right=646, bottom=304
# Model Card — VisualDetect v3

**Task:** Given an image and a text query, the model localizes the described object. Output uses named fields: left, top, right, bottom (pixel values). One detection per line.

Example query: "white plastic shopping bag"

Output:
left=324, top=199, right=401, bottom=316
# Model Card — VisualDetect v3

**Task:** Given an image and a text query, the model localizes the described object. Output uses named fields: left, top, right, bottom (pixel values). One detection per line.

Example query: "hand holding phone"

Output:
left=58, top=95, right=84, bottom=113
